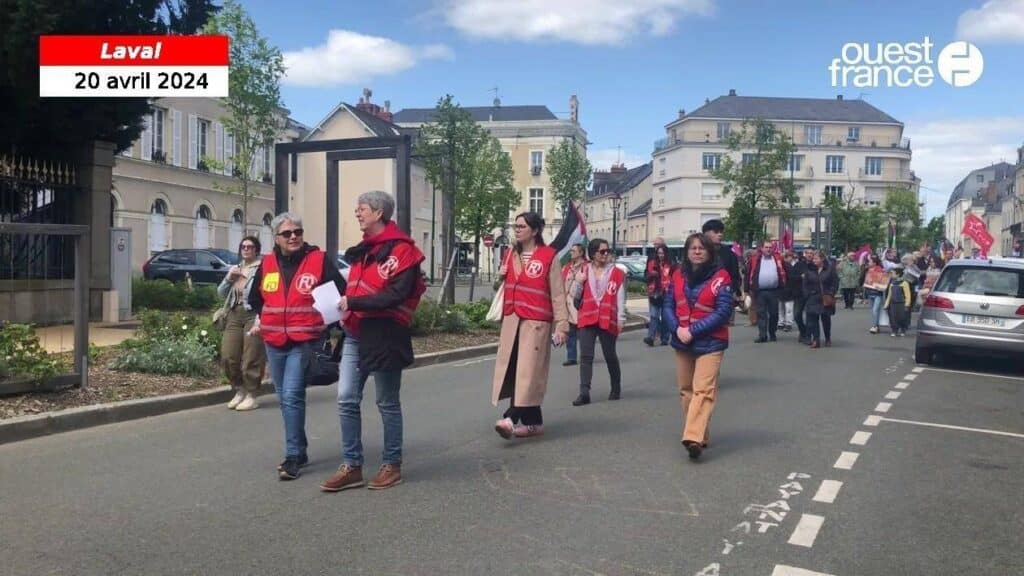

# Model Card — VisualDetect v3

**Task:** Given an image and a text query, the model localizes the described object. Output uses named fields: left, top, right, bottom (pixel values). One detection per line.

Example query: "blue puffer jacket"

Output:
left=663, top=265, right=733, bottom=355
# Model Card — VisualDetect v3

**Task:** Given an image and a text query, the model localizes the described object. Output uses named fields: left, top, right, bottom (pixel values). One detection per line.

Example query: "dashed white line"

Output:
left=850, top=431, right=872, bottom=445
left=788, top=513, right=826, bottom=547
left=771, top=566, right=835, bottom=576
left=912, top=367, right=924, bottom=373
left=895, top=381, right=910, bottom=390
left=880, top=417, right=1024, bottom=439
left=863, top=415, right=882, bottom=427
left=885, top=391, right=902, bottom=400
left=903, top=373, right=918, bottom=381
left=874, top=402, right=892, bottom=413
left=833, top=451, right=859, bottom=470
left=812, top=479, right=843, bottom=504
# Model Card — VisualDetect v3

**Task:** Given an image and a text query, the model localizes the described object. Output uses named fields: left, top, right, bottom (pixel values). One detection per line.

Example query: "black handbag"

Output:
left=306, top=331, right=343, bottom=387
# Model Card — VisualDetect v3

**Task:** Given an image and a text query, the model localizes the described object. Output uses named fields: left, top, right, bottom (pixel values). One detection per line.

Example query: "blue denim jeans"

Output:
left=337, top=336, right=403, bottom=467
left=869, top=293, right=884, bottom=327
left=566, top=323, right=578, bottom=362
left=648, top=300, right=668, bottom=343
left=265, top=342, right=312, bottom=459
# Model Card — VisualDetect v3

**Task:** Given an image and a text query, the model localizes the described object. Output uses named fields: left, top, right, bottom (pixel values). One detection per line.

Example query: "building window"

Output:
left=701, top=153, right=721, bottom=171
left=152, top=108, right=164, bottom=154
left=717, top=122, right=731, bottom=140
left=865, top=157, right=883, bottom=176
left=825, top=185, right=844, bottom=200
left=529, top=188, right=544, bottom=216
left=805, top=125, right=822, bottom=145
left=976, top=173, right=984, bottom=183
left=530, top=151, right=543, bottom=174
left=847, top=126, right=861, bottom=142
left=263, top=146, right=272, bottom=180
left=701, top=182, right=723, bottom=202
left=742, top=153, right=758, bottom=165
left=657, top=215, right=665, bottom=235
left=149, top=199, right=168, bottom=254
left=756, top=124, right=775, bottom=144
left=826, top=155, right=845, bottom=174
left=786, top=154, right=804, bottom=172
left=198, top=119, right=211, bottom=160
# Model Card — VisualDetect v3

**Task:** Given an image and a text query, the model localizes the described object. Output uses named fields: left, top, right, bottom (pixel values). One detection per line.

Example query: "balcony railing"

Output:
left=653, top=129, right=911, bottom=151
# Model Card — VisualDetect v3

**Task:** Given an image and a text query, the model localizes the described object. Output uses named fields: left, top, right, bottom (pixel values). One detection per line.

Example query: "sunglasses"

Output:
left=277, top=228, right=304, bottom=239
left=596, top=249, right=611, bottom=255
left=513, top=224, right=529, bottom=230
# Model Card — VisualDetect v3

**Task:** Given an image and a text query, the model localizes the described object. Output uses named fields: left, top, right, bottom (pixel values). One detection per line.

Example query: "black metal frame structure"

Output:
left=273, top=135, right=412, bottom=258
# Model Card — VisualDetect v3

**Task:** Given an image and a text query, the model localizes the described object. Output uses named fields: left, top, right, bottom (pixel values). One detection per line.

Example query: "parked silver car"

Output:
left=915, top=257, right=1024, bottom=364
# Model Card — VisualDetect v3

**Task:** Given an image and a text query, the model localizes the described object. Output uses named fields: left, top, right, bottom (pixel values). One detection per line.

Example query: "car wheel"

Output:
left=914, top=344, right=934, bottom=365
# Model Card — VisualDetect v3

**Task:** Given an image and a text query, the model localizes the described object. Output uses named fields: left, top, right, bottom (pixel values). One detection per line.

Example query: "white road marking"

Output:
left=771, top=566, right=836, bottom=576
left=863, top=415, right=882, bottom=427
left=812, top=479, right=843, bottom=504
left=874, top=402, right=892, bottom=413
left=885, top=391, right=902, bottom=400
left=788, top=514, right=826, bottom=547
left=912, top=367, right=925, bottom=373
left=921, top=367, right=1024, bottom=381
left=881, top=417, right=1024, bottom=439
left=895, top=381, right=910, bottom=390
left=850, top=431, right=872, bottom=445
left=904, top=373, right=918, bottom=381
left=833, top=451, right=859, bottom=470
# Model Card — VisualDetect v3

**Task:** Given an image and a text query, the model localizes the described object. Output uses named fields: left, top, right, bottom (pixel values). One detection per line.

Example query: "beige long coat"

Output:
left=491, top=252, right=570, bottom=407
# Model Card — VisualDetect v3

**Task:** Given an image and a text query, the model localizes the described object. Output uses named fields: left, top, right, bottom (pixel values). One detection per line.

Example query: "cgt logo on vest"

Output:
left=377, top=256, right=400, bottom=279
left=607, top=281, right=619, bottom=296
left=711, top=276, right=726, bottom=295
left=524, top=259, right=545, bottom=279
left=295, top=273, right=317, bottom=295
left=828, top=37, right=983, bottom=88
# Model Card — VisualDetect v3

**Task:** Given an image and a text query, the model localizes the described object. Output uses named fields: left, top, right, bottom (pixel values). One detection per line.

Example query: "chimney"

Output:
left=610, top=163, right=627, bottom=174
left=704, top=98, right=710, bottom=104
left=837, top=94, right=844, bottom=100
left=569, top=94, right=579, bottom=124
left=493, top=97, right=501, bottom=108
left=678, top=109, right=685, bottom=119
left=728, top=89, right=736, bottom=96
left=355, top=88, right=393, bottom=122
left=384, top=100, right=391, bottom=112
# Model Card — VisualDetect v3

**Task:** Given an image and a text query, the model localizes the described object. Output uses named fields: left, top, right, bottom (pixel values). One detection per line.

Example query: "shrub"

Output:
left=114, top=310, right=222, bottom=375
left=627, top=280, right=647, bottom=295
left=449, top=300, right=495, bottom=328
left=0, top=323, right=64, bottom=380
left=411, top=297, right=444, bottom=335
left=133, top=278, right=221, bottom=312
left=440, top=308, right=470, bottom=334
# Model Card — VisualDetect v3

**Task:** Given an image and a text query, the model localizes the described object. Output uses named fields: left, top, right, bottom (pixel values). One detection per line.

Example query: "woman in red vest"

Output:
left=663, top=233, right=734, bottom=460
left=572, top=238, right=626, bottom=406
left=492, top=212, right=569, bottom=439
left=320, top=191, right=426, bottom=493
left=248, top=212, right=345, bottom=481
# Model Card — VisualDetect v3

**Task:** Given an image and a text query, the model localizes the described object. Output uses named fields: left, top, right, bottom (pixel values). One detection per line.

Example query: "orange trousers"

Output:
left=674, top=350, right=724, bottom=445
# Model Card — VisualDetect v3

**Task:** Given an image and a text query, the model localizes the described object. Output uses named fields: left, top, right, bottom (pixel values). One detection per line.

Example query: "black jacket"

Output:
left=802, top=264, right=838, bottom=316
left=717, top=244, right=742, bottom=295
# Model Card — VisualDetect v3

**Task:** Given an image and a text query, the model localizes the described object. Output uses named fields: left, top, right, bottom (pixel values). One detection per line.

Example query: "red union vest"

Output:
left=503, top=245, right=557, bottom=321
left=258, top=250, right=326, bottom=347
left=673, top=267, right=731, bottom=342
left=577, top=265, right=626, bottom=335
left=346, top=240, right=425, bottom=330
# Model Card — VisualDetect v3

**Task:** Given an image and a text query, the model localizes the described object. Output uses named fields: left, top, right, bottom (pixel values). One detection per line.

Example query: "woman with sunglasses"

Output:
left=217, top=236, right=266, bottom=411
left=663, top=233, right=733, bottom=460
left=572, top=239, right=625, bottom=406
left=248, top=213, right=346, bottom=481
left=492, top=212, right=569, bottom=440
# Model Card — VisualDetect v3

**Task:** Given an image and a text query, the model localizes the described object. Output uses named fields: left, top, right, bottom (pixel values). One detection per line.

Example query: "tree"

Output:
left=924, top=215, right=946, bottom=247
left=711, top=119, right=798, bottom=247
left=0, top=0, right=216, bottom=158
left=823, top=192, right=884, bottom=252
left=883, top=186, right=923, bottom=251
left=203, top=0, right=285, bottom=235
left=546, top=139, right=591, bottom=217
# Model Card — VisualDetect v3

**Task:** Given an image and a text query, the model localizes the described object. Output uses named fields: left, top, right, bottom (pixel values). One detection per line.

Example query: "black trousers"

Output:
left=755, top=289, right=780, bottom=340
left=501, top=326, right=542, bottom=425
left=841, top=288, right=856, bottom=309
left=794, top=295, right=808, bottom=338
left=807, top=311, right=832, bottom=342
left=578, top=326, right=620, bottom=395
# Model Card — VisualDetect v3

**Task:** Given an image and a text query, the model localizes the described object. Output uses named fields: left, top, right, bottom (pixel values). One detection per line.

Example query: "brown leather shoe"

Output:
left=367, top=464, right=402, bottom=490
left=320, top=464, right=364, bottom=492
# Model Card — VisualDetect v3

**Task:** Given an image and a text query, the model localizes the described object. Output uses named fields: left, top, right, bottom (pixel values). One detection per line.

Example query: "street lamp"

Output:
left=611, top=191, right=622, bottom=253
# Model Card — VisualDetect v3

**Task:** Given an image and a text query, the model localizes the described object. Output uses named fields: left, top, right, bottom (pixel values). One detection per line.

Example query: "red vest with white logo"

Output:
left=503, top=246, right=557, bottom=321
left=346, top=241, right=425, bottom=332
left=259, top=250, right=326, bottom=348
left=577, top=265, right=626, bottom=335
left=673, top=267, right=730, bottom=342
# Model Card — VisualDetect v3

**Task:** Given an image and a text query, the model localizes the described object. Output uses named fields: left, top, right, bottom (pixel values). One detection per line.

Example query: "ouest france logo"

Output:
left=829, top=37, right=984, bottom=88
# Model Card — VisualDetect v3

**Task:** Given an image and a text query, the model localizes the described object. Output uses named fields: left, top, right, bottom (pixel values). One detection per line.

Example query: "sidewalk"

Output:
left=35, top=322, right=139, bottom=353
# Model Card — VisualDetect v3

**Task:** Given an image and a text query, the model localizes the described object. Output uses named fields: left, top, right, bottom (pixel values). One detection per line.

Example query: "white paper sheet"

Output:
left=312, top=282, right=342, bottom=325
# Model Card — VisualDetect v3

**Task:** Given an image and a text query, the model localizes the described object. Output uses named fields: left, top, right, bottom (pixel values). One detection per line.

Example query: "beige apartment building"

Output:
left=113, top=96, right=305, bottom=272
left=583, top=162, right=653, bottom=253
left=652, top=90, right=918, bottom=246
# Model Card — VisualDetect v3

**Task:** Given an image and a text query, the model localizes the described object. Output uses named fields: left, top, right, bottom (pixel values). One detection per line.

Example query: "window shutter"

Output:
left=188, top=115, right=198, bottom=169
left=251, top=145, right=261, bottom=180
left=141, top=113, right=152, bottom=161
left=267, top=143, right=274, bottom=179
left=172, top=109, right=182, bottom=166
left=224, top=131, right=233, bottom=176
left=214, top=122, right=223, bottom=172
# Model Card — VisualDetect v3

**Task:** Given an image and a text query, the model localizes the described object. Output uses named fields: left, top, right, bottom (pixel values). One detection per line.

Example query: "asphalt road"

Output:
left=1, top=307, right=1021, bottom=576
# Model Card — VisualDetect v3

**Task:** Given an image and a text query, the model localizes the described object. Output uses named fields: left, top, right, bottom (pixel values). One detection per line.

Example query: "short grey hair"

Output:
left=271, top=212, right=303, bottom=234
left=358, top=190, right=394, bottom=222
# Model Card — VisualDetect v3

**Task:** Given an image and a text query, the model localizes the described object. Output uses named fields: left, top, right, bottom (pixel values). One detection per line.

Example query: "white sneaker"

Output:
left=227, top=390, right=245, bottom=409
left=235, top=393, right=259, bottom=411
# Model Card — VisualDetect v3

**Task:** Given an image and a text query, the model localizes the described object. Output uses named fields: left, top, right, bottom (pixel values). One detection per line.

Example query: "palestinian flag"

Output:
left=550, top=201, right=587, bottom=265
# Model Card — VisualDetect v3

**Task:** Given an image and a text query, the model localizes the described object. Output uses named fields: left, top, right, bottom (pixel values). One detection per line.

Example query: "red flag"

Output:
left=854, top=244, right=872, bottom=265
left=961, top=213, right=994, bottom=258
left=781, top=226, right=793, bottom=250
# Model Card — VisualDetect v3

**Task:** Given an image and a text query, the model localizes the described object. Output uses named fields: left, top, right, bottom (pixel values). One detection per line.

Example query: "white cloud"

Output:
left=904, top=116, right=1024, bottom=219
left=282, top=30, right=453, bottom=87
left=588, top=148, right=648, bottom=171
left=441, top=0, right=713, bottom=46
left=956, top=0, right=1024, bottom=43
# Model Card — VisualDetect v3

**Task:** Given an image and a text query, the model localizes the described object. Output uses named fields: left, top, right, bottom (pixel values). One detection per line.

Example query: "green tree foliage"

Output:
left=203, top=0, right=285, bottom=233
left=883, top=186, right=924, bottom=251
left=546, top=139, right=592, bottom=217
left=0, top=0, right=216, bottom=157
left=822, top=191, right=884, bottom=252
left=711, top=119, right=798, bottom=246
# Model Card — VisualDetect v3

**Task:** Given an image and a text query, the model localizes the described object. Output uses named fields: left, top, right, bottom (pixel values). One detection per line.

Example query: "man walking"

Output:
left=701, top=220, right=742, bottom=323
left=791, top=247, right=813, bottom=343
left=746, top=240, right=787, bottom=343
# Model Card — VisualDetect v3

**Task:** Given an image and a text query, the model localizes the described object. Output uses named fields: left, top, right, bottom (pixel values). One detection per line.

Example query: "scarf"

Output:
left=587, top=263, right=614, bottom=302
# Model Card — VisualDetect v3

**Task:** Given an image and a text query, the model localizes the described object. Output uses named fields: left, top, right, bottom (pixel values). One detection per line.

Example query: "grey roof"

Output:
left=628, top=198, right=652, bottom=218
left=343, top=103, right=400, bottom=137
left=393, top=105, right=557, bottom=124
left=947, top=162, right=1016, bottom=209
left=681, top=94, right=901, bottom=125
left=590, top=162, right=652, bottom=199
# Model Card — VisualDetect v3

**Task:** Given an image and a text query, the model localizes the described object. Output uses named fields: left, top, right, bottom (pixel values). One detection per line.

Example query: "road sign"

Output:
left=483, top=234, right=494, bottom=248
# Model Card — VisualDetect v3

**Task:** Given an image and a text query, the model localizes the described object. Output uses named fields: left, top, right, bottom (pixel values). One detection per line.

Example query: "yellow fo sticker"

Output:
left=262, top=272, right=281, bottom=292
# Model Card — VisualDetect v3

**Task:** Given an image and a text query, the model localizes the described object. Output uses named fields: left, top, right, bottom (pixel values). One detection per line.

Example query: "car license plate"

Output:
left=962, top=314, right=1005, bottom=328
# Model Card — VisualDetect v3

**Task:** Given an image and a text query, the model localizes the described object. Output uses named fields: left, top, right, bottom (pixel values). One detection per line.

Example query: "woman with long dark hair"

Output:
left=217, top=235, right=266, bottom=411
left=491, top=212, right=569, bottom=439
left=572, top=238, right=626, bottom=406
left=644, top=244, right=674, bottom=346
left=663, top=233, right=733, bottom=460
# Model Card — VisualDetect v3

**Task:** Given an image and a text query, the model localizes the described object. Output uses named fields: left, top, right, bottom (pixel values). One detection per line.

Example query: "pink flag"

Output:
left=731, top=241, right=743, bottom=259
left=854, top=244, right=872, bottom=265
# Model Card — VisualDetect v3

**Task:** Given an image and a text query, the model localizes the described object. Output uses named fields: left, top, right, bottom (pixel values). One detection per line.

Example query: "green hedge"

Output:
left=112, top=310, right=222, bottom=376
left=133, top=278, right=219, bottom=312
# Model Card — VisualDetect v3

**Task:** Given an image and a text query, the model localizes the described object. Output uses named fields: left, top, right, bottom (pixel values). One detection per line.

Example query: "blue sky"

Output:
left=241, top=0, right=1024, bottom=220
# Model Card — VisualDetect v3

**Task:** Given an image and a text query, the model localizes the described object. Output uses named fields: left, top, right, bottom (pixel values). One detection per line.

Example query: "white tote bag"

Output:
left=486, top=285, right=505, bottom=322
